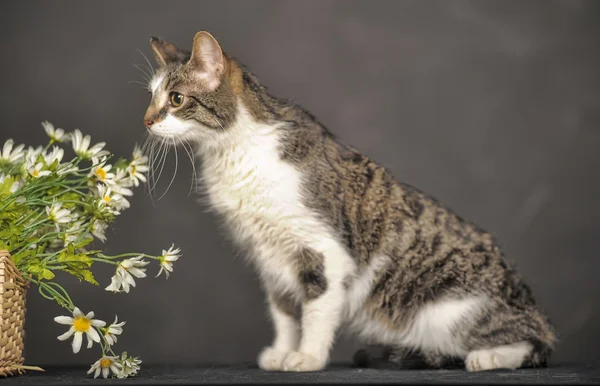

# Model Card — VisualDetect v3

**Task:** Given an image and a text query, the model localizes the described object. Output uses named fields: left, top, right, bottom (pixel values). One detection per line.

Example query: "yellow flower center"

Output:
left=32, top=169, right=39, bottom=177
left=100, top=358, right=112, bottom=368
left=73, top=316, right=91, bottom=332
left=96, top=168, right=107, bottom=181
left=103, top=195, right=111, bottom=203
left=130, top=165, right=136, bottom=174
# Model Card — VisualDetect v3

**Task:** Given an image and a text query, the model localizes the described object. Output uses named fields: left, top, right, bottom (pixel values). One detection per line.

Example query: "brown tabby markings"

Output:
left=294, top=248, right=328, bottom=300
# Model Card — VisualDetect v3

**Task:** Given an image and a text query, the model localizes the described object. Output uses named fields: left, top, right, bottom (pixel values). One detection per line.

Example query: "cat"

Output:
left=142, top=31, right=557, bottom=372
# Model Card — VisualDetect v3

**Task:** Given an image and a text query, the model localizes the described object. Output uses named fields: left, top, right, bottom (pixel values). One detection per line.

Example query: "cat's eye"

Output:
left=169, top=92, right=184, bottom=107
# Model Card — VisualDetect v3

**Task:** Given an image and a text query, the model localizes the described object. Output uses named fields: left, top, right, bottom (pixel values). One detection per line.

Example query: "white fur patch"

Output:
left=343, top=255, right=390, bottom=321
left=401, top=295, right=487, bottom=356
left=150, top=74, right=165, bottom=94
left=350, top=294, right=489, bottom=358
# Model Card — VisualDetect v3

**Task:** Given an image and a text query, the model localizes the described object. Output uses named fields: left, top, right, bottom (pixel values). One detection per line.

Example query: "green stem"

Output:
left=32, top=278, right=74, bottom=310
left=97, top=252, right=158, bottom=260
left=90, top=257, right=118, bottom=265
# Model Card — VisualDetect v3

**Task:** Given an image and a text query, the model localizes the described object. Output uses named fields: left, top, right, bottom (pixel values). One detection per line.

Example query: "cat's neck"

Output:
left=198, top=102, right=284, bottom=164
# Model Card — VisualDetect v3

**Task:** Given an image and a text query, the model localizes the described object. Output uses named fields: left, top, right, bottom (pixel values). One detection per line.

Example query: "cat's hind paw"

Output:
left=465, top=349, right=507, bottom=372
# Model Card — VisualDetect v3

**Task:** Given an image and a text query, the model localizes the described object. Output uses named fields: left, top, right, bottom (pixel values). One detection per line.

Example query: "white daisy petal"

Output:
left=91, top=319, right=106, bottom=327
left=57, top=327, right=75, bottom=341
left=72, top=331, right=83, bottom=353
left=54, top=316, right=74, bottom=325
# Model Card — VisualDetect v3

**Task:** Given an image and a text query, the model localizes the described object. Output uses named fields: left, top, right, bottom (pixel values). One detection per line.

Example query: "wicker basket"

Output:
left=0, top=250, right=29, bottom=377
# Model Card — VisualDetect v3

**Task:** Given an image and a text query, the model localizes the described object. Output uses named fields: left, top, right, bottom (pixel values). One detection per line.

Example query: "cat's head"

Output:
left=143, top=31, right=239, bottom=146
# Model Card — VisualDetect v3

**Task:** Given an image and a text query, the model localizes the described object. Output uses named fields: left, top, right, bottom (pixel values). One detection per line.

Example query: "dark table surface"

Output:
left=3, top=363, right=600, bottom=385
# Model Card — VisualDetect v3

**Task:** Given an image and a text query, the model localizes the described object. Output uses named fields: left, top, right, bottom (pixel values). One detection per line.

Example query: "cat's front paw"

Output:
left=258, top=346, right=288, bottom=371
left=282, top=351, right=326, bottom=372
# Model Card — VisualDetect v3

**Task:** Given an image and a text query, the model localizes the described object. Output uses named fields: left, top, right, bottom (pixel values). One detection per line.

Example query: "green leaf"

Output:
left=41, top=269, right=55, bottom=280
left=73, top=238, right=93, bottom=250
left=0, top=176, right=15, bottom=197
left=60, top=267, right=84, bottom=281
left=113, top=158, right=129, bottom=170
left=81, top=270, right=98, bottom=285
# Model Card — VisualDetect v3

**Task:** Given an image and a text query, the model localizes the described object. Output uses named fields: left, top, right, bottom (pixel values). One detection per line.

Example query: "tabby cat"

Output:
left=143, top=31, right=556, bottom=372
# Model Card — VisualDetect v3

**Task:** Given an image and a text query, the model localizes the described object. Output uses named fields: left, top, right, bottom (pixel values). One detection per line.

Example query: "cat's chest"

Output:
left=200, top=137, right=310, bottom=249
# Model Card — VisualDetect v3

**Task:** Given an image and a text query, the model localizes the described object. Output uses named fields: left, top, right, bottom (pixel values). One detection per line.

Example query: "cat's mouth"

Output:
left=146, top=115, right=194, bottom=139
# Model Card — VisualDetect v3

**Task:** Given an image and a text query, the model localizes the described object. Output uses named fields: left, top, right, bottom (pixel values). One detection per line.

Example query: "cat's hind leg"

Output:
left=463, top=303, right=556, bottom=372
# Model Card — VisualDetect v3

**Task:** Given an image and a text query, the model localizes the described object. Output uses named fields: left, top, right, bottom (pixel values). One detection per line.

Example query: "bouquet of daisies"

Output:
left=0, top=122, right=181, bottom=379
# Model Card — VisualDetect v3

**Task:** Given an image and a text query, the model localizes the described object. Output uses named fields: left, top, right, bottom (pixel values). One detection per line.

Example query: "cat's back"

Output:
left=280, top=119, right=496, bottom=263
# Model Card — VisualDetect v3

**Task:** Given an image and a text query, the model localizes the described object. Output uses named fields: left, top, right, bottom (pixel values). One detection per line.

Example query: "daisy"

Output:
left=95, top=184, right=130, bottom=212
left=54, top=307, right=106, bottom=354
left=127, top=145, right=149, bottom=187
left=62, top=220, right=85, bottom=244
left=28, top=162, right=51, bottom=178
left=46, top=202, right=72, bottom=226
left=87, top=356, right=122, bottom=379
left=0, top=139, right=25, bottom=164
left=105, top=256, right=149, bottom=293
left=103, top=315, right=125, bottom=346
left=156, top=244, right=181, bottom=279
left=43, top=146, right=65, bottom=166
left=89, top=157, right=115, bottom=184
left=116, top=352, right=141, bottom=378
left=109, top=168, right=134, bottom=196
left=90, top=219, right=108, bottom=242
left=56, top=162, right=79, bottom=176
left=71, top=129, right=109, bottom=159
left=23, top=146, right=44, bottom=170
left=42, top=121, right=68, bottom=142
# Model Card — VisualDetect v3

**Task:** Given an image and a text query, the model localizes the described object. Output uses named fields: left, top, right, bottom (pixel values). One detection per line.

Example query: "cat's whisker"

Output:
left=147, top=138, right=164, bottom=198
left=146, top=137, right=166, bottom=199
left=179, top=135, right=199, bottom=197
left=142, top=135, right=158, bottom=206
left=128, top=80, right=150, bottom=90
left=137, top=48, right=156, bottom=77
left=132, top=63, right=152, bottom=84
left=144, top=137, right=157, bottom=198
left=157, top=136, right=179, bottom=201
left=151, top=138, right=170, bottom=198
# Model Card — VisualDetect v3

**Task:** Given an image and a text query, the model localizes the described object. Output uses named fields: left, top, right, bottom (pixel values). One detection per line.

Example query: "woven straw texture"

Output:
left=0, top=250, right=28, bottom=377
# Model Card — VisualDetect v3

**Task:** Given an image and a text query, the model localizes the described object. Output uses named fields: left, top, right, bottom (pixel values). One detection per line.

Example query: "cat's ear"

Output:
left=188, top=31, right=224, bottom=91
left=149, top=37, right=190, bottom=67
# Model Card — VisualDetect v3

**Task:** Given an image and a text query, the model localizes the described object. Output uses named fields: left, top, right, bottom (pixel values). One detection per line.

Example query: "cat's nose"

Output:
left=144, top=119, right=154, bottom=129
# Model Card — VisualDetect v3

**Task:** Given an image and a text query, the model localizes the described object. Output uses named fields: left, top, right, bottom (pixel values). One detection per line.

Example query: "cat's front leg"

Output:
left=258, top=292, right=300, bottom=371
left=281, top=246, right=349, bottom=372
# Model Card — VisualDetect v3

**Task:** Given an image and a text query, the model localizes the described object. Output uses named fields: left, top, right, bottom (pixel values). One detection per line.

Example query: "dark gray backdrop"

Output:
left=0, top=0, right=598, bottom=366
